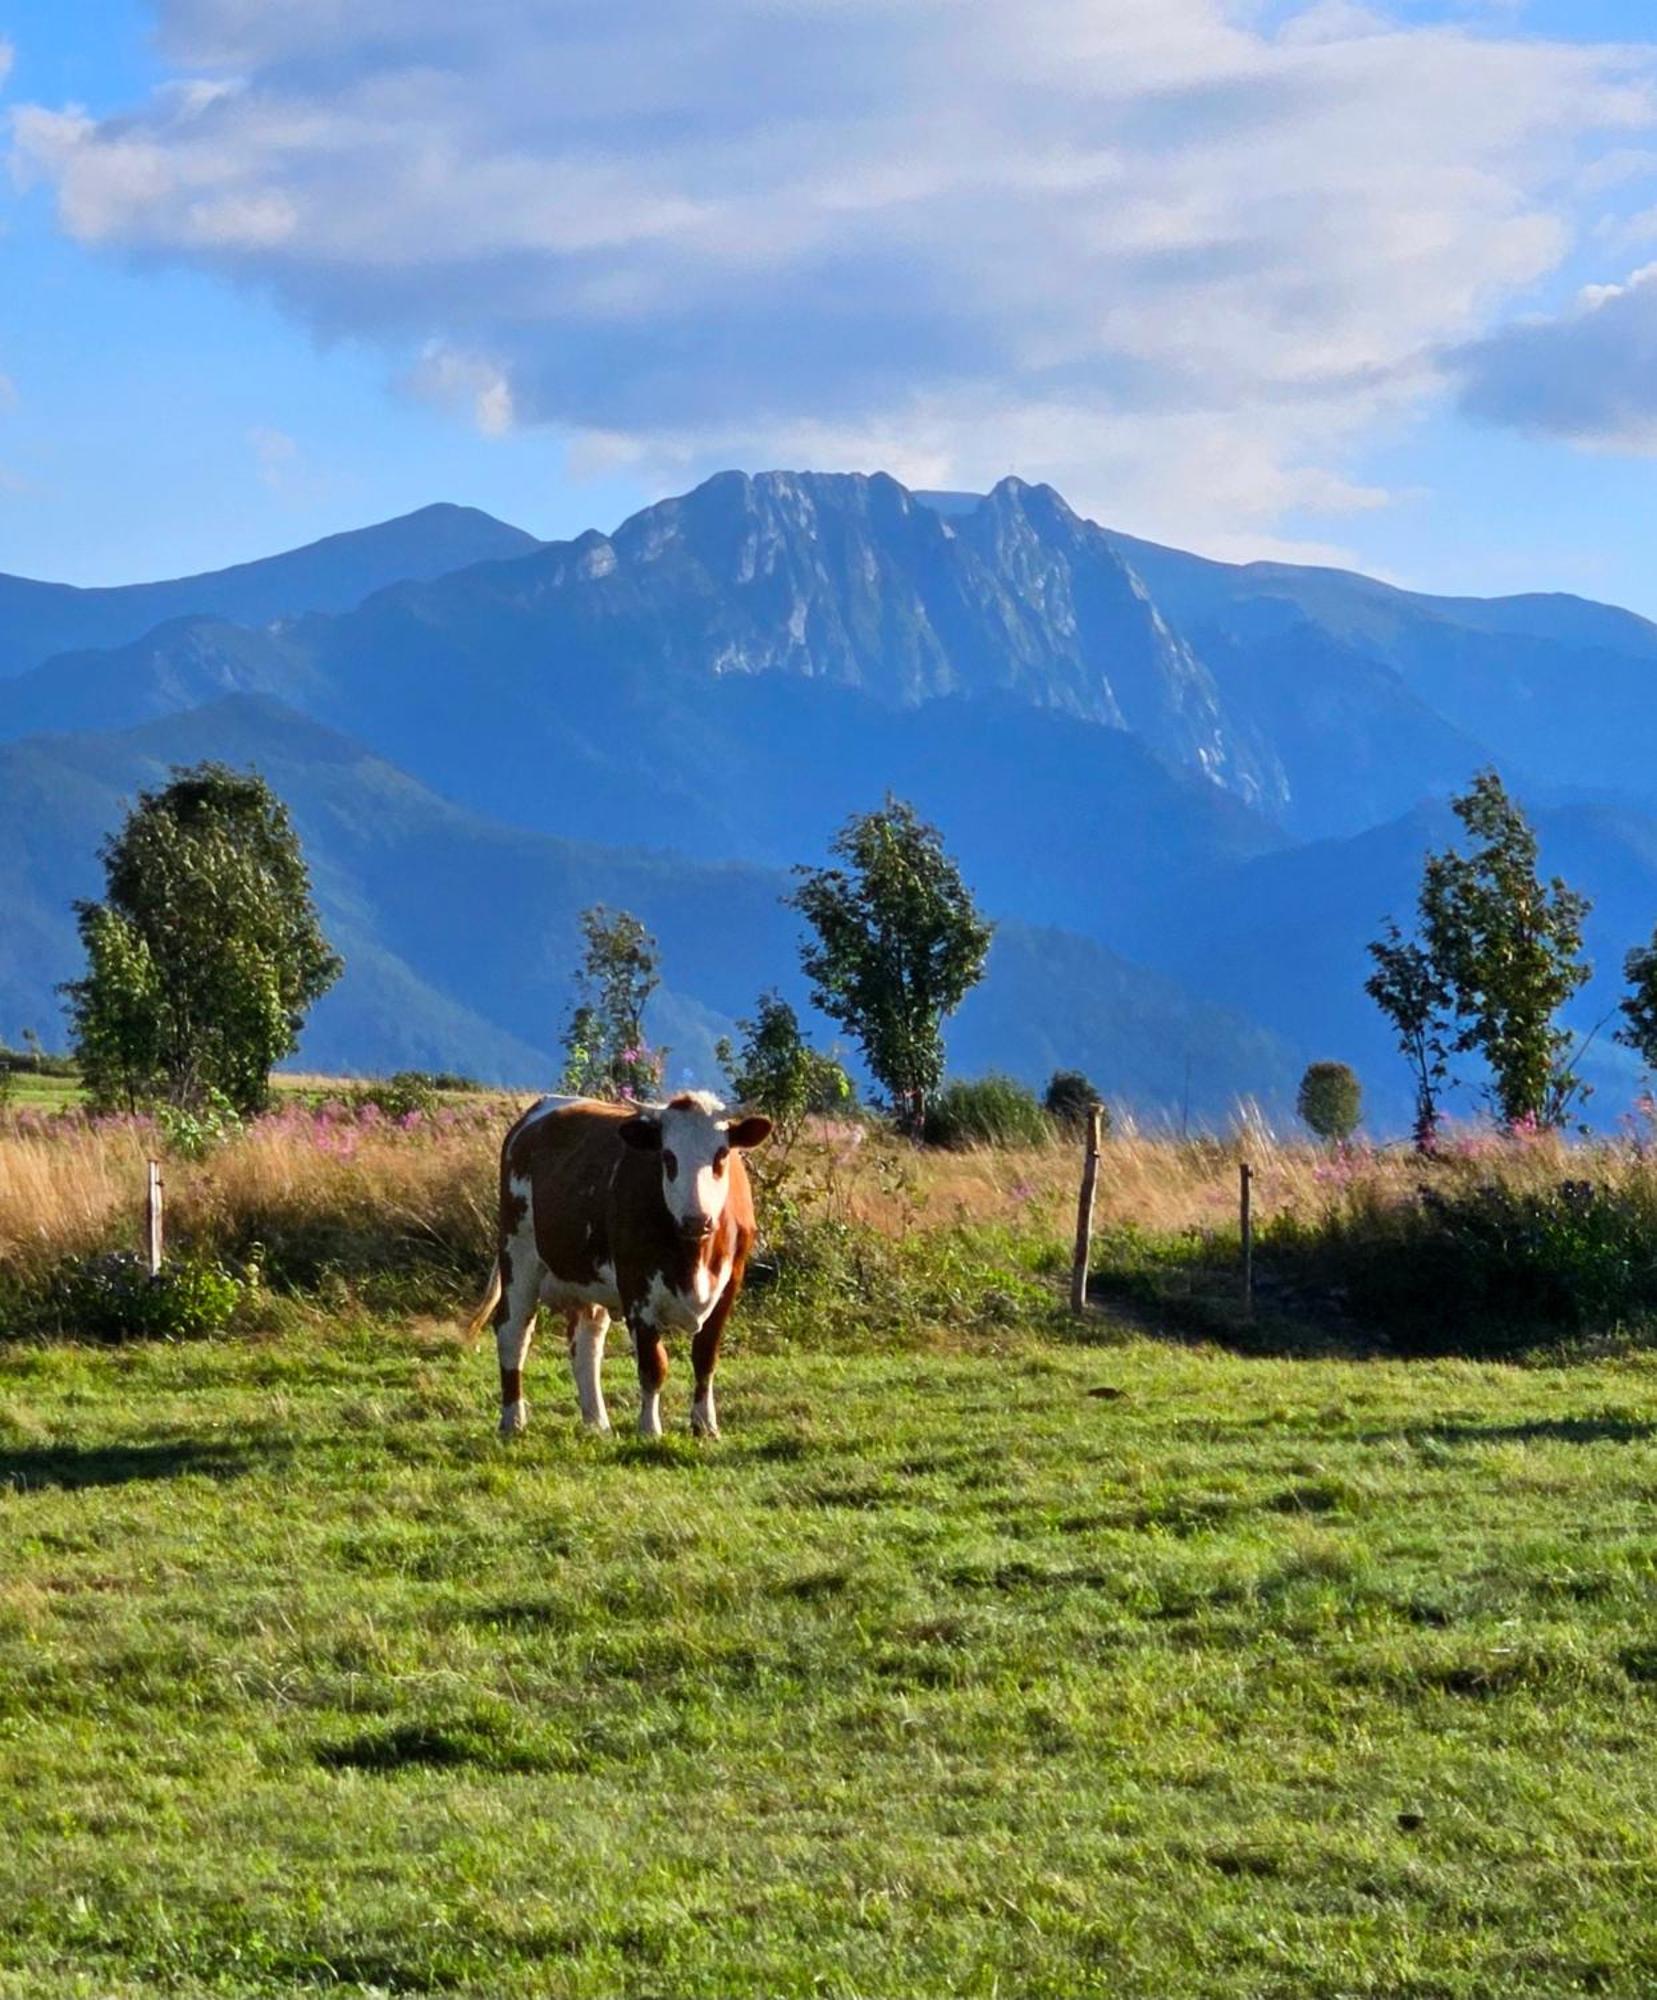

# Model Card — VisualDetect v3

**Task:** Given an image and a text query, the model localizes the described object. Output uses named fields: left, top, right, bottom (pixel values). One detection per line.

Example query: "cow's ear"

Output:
left=617, top=1114, right=662, bottom=1152
left=725, top=1114, right=773, bottom=1151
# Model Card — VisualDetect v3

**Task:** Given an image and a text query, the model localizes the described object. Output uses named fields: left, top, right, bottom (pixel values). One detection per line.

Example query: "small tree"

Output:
left=1365, top=921, right=1450, bottom=1149
left=1420, top=772, right=1591, bottom=1128
left=560, top=906, right=664, bottom=1101
left=1618, top=932, right=1657, bottom=1072
left=63, top=763, right=340, bottom=1116
left=1043, top=1069, right=1107, bottom=1134
left=715, top=991, right=852, bottom=1149
left=1297, top=1061, right=1362, bottom=1145
left=789, top=797, right=993, bottom=1135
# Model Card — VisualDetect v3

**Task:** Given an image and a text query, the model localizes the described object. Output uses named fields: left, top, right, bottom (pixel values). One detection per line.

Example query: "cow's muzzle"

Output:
left=680, top=1216, right=716, bottom=1242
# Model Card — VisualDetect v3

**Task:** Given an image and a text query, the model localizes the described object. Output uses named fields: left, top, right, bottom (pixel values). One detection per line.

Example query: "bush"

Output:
left=1043, top=1069, right=1107, bottom=1133
left=923, top=1075, right=1050, bottom=1150
left=351, top=1071, right=445, bottom=1121
left=1267, top=1176, right=1657, bottom=1354
left=717, top=992, right=853, bottom=1147
left=1297, top=1062, right=1362, bottom=1143
left=157, top=1090, right=243, bottom=1160
left=18, top=1251, right=245, bottom=1343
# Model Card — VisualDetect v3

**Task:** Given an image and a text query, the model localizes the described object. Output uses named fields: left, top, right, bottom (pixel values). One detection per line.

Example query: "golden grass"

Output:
left=0, top=1096, right=1639, bottom=1298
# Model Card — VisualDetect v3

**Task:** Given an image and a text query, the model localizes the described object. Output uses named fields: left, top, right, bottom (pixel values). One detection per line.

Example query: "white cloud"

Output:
left=9, top=2, right=1657, bottom=549
left=1451, top=260, right=1657, bottom=450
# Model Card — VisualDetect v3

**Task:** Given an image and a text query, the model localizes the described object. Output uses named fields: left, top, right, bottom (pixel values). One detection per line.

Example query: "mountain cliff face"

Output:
left=9, top=468, right=1657, bottom=1126
left=0, top=471, right=1288, bottom=820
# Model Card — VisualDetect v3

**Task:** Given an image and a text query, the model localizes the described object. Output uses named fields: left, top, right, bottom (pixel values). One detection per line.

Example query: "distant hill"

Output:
left=1124, top=797, right=1657, bottom=1124
left=0, top=696, right=1300, bottom=1116
left=11, top=468, right=1657, bottom=1128
left=0, top=504, right=540, bottom=680
left=1095, top=526, right=1657, bottom=816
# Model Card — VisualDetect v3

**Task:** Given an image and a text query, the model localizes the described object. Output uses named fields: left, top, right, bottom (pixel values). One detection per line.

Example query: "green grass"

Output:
left=3, top=1311, right=1656, bottom=1998
left=4, top=1071, right=82, bottom=1113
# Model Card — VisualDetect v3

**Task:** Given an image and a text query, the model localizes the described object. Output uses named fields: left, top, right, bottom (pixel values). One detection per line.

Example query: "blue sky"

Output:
left=5, top=1, right=1657, bottom=616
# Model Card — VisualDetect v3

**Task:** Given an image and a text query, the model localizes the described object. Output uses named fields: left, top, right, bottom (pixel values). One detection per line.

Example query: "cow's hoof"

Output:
left=499, top=1400, right=527, bottom=1438
left=691, top=1417, right=720, bottom=1440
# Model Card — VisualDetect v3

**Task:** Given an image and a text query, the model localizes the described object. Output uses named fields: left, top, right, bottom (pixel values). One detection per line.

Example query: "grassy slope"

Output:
left=3, top=1313, right=1656, bottom=1999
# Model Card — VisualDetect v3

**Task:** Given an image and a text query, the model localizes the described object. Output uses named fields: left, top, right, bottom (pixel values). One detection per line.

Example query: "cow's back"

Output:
left=503, top=1096, right=632, bottom=1285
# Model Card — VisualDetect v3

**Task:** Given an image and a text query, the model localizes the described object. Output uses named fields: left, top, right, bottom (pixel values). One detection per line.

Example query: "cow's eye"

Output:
left=663, top=1150, right=678, bottom=1180
left=713, top=1148, right=729, bottom=1176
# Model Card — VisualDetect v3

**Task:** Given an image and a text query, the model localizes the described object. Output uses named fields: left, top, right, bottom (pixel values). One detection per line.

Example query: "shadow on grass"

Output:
left=1391, top=1416, right=1657, bottom=1448
left=1079, top=1269, right=1375, bottom=1361
left=0, top=1436, right=280, bottom=1492
left=317, top=1713, right=567, bottom=1777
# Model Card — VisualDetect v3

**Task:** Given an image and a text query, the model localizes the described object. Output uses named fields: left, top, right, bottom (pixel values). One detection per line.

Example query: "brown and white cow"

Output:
left=467, top=1092, right=771, bottom=1439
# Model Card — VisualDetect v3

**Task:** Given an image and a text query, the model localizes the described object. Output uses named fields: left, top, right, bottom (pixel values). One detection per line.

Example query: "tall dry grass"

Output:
left=4, top=1097, right=1653, bottom=1308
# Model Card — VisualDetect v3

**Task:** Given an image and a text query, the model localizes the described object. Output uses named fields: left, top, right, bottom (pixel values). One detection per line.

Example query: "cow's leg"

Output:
left=567, top=1305, right=613, bottom=1432
left=628, top=1312, right=668, bottom=1439
left=493, top=1239, right=543, bottom=1438
left=690, top=1283, right=738, bottom=1440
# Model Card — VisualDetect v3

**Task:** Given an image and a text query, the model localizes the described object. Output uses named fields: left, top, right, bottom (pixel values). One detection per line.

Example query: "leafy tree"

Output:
left=715, top=991, right=852, bottom=1148
left=1419, top=772, right=1591, bottom=1129
left=560, top=906, right=664, bottom=1101
left=1617, top=933, right=1657, bottom=1072
left=789, top=798, right=993, bottom=1135
left=63, top=764, right=340, bottom=1116
left=1043, top=1069, right=1108, bottom=1134
left=1365, top=922, right=1450, bottom=1149
left=1296, top=1061, right=1362, bottom=1144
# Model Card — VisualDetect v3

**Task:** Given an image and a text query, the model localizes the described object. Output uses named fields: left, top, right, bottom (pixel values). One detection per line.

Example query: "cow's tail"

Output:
left=463, top=1258, right=502, bottom=1346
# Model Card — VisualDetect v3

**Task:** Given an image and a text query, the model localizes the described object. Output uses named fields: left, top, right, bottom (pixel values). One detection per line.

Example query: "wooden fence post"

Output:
left=145, top=1158, right=164, bottom=1278
left=1070, top=1104, right=1103, bottom=1315
left=1239, top=1160, right=1254, bottom=1319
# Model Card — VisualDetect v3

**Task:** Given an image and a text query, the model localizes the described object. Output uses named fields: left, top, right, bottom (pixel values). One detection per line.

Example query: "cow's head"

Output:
left=619, top=1091, right=771, bottom=1239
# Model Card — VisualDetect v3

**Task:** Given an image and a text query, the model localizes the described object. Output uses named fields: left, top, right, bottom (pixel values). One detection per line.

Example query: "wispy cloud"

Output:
left=9, top=2, right=1657, bottom=554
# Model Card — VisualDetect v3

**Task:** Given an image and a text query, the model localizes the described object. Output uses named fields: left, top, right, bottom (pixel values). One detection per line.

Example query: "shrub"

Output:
left=717, top=992, right=853, bottom=1148
left=1043, top=1069, right=1107, bottom=1133
left=19, top=1251, right=245, bottom=1343
left=1267, top=1176, right=1657, bottom=1354
left=1297, top=1062, right=1362, bottom=1144
left=351, top=1071, right=444, bottom=1121
left=922, top=1075, right=1050, bottom=1150
left=157, top=1090, right=243, bottom=1160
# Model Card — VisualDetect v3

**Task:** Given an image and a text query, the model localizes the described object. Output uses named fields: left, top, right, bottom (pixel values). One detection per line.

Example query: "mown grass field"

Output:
left=4, top=1305, right=1656, bottom=1998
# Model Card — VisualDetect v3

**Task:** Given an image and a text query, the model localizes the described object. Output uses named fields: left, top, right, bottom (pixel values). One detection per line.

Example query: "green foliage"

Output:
left=0, top=1032, right=77, bottom=1078
left=1421, top=772, right=1592, bottom=1128
left=922, top=1074, right=1051, bottom=1150
left=790, top=797, right=993, bottom=1134
left=155, top=1090, right=243, bottom=1161
left=21, top=1250, right=244, bottom=1342
left=1365, top=922, right=1451, bottom=1148
left=63, top=763, right=341, bottom=1117
left=1369, top=775, right=1591, bottom=1135
left=560, top=905, right=665, bottom=1102
left=1043, top=1068, right=1106, bottom=1132
left=1616, top=933, right=1657, bottom=1071
left=1267, top=1178, right=1657, bottom=1355
left=351, top=1070, right=445, bottom=1121
left=1296, top=1061, right=1362, bottom=1143
left=716, top=991, right=852, bottom=1147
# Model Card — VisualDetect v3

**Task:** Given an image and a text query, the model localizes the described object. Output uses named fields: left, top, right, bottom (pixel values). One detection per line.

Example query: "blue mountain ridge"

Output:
left=5, top=468, right=1657, bottom=1129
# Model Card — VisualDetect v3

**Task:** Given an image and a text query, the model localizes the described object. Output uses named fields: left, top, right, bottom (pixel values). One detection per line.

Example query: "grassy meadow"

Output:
left=3, top=1096, right=1657, bottom=1995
